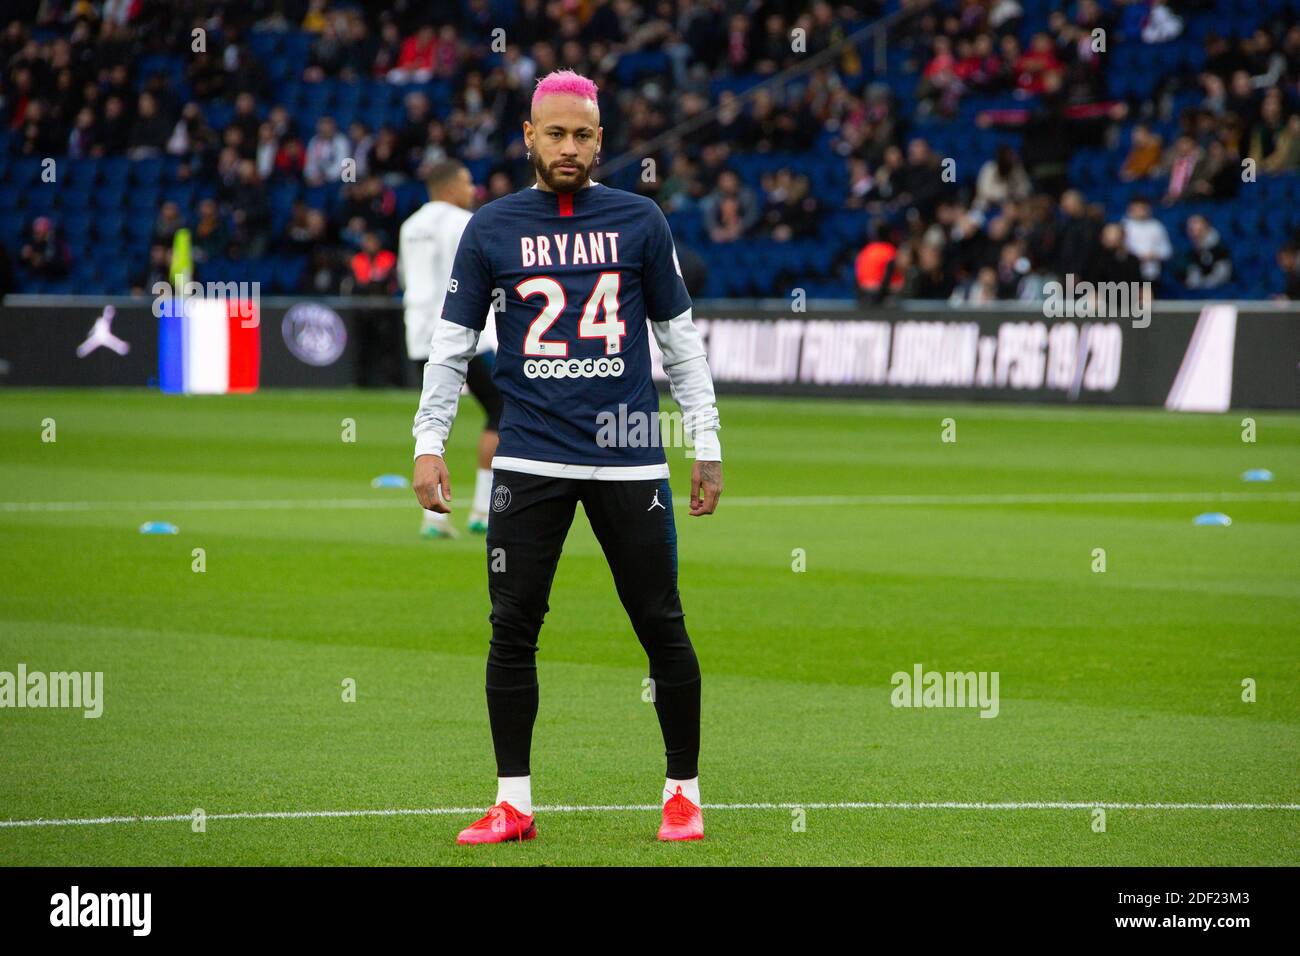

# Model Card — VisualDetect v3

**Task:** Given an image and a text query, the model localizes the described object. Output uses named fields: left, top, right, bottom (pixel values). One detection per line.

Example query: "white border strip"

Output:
left=3, top=801, right=1297, bottom=829
left=3, top=491, right=1298, bottom=513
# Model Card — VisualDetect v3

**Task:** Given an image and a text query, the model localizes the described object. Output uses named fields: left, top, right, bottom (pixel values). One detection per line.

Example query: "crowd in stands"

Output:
left=851, top=0, right=1300, bottom=302
left=1, top=0, right=1299, bottom=301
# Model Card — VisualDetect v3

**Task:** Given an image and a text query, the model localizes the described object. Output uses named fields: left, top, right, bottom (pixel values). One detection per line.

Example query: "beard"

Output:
left=533, top=152, right=590, bottom=193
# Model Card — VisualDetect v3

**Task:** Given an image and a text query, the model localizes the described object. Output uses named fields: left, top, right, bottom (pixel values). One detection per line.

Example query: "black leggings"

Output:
left=483, top=469, right=701, bottom=780
left=465, top=354, right=503, bottom=432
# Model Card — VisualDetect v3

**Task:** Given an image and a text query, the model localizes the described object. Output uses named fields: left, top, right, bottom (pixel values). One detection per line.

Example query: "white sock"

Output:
left=473, top=468, right=493, bottom=514
left=495, top=775, right=532, bottom=815
left=664, top=776, right=700, bottom=806
left=421, top=508, right=447, bottom=524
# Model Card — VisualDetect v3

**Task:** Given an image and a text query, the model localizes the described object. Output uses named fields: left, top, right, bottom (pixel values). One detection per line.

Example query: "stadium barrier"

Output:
left=1, top=296, right=1296, bottom=409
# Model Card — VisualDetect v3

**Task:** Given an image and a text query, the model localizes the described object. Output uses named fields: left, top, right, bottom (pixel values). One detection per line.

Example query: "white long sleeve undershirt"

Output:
left=412, top=319, right=480, bottom=460
left=650, top=307, right=721, bottom=461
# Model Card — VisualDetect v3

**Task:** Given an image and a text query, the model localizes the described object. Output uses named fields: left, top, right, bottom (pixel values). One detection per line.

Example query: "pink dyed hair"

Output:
left=531, top=69, right=599, bottom=114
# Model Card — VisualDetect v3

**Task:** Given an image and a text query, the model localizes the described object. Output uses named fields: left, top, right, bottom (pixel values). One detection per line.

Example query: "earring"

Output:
left=595, top=152, right=600, bottom=165
left=526, top=147, right=532, bottom=160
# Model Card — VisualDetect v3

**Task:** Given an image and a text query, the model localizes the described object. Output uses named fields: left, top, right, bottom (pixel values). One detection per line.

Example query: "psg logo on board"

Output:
left=492, top=485, right=512, bottom=513
left=281, top=303, right=346, bottom=367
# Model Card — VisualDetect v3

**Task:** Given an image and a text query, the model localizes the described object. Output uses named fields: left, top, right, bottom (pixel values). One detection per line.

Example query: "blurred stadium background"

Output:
left=1, top=0, right=1299, bottom=305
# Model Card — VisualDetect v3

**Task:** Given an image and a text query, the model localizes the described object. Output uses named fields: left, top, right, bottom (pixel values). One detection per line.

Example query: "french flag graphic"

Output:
left=159, top=298, right=260, bottom=394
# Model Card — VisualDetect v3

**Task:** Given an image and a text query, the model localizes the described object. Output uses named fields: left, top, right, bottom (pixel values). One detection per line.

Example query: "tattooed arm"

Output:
left=689, top=459, right=723, bottom=517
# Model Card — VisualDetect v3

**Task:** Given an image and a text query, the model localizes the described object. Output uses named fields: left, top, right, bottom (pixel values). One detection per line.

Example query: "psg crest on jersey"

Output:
left=492, top=485, right=512, bottom=513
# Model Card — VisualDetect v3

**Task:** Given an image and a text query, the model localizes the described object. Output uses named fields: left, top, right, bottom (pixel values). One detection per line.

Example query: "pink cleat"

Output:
left=657, top=786, right=704, bottom=841
left=456, top=801, right=536, bottom=845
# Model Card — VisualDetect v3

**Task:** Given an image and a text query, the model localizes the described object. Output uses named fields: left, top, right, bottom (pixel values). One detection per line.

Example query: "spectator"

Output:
left=301, top=0, right=329, bottom=33
left=1276, top=244, right=1300, bottom=300
left=304, top=115, right=350, bottom=186
left=255, top=122, right=278, bottom=181
left=950, top=266, right=1001, bottom=304
left=955, top=33, right=1004, bottom=93
left=97, top=94, right=130, bottom=154
left=347, top=121, right=374, bottom=179
left=166, top=102, right=216, bottom=160
left=1140, top=1, right=1183, bottom=45
left=1200, top=72, right=1227, bottom=115
left=655, top=154, right=697, bottom=212
left=1181, top=215, right=1233, bottom=290
left=368, top=127, right=409, bottom=180
left=988, top=0, right=1024, bottom=36
left=1161, top=135, right=1202, bottom=204
left=152, top=201, right=186, bottom=246
left=274, top=134, right=306, bottom=179
left=281, top=202, right=327, bottom=257
left=126, top=91, right=170, bottom=158
left=1248, top=91, right=1288, bottom=162
left=1260, top=114, right=1300, bottom=173
left=761, top=170, right=819, bottom=242
left=229, top=93, right=260, bottom=147
left=904, top=243, right=955, bottom=299
left=1056, top=190, right=1101, bottom=278
left=974, top=146, right=1032, bottom=210
left=917, top=36, right=960, bottom=118
left=1225, top=70, right=1259, bottom=128
left=1122, top=198, right=1172, bottom=282
left=398, top=92, right=433, bottom=163
left=700, top=169, right=759, bottom=243
left=341, top=215, right=369, bottom=252
left=20, top=217, right=70, bottom=278
left=19, top=100, right=62, bottom=155
left=854, top=222, right=901, bottom=300
left=897, top=138, right=950, bottom=219
left=1012, top=32, right=1063, bottom=94
left=130, top=243, right=172, bottom=295
left=67, top=107, right=97, bottom=157
left=994, top=238, right=1030, bottom=297
left=349, top=231, right=397, bottom=294
left=192, top=199, right=229, bottom=264
left=389, top=25, right=436, bottom=84
left=304, top=20, right=348, bottom=82
left=225, top=160, right=271, bottom=257
left=1119, top=124, right=1163, bottom=181
left=1087, top=222, right=1143, bottom=286
left=1187, top=138, right=1240, bottom=201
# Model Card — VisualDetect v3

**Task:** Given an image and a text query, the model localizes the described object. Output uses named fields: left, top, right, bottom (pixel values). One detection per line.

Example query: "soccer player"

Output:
left=412, top=69, right=723, bottom=844
left=399, top=159, right=502, bottom=537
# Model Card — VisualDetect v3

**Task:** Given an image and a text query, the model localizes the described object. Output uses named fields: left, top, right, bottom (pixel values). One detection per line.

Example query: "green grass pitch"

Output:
left=0, top=388, right=1296, bottom=866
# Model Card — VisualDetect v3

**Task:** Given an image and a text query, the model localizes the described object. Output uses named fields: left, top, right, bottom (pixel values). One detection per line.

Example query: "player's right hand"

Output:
left=414, top=454, right=453, bottom=513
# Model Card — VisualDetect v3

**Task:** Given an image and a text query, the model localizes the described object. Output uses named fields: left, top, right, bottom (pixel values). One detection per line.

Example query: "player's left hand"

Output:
left=689, top=460, right=722, bottom=517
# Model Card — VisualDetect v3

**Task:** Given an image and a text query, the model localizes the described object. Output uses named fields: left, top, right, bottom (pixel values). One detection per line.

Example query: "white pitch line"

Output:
left=2, top=801, right=1297, bottom=829
left=2, top=491, right=1297, bottom=513
left=720, top=491, right=1300, bottom=507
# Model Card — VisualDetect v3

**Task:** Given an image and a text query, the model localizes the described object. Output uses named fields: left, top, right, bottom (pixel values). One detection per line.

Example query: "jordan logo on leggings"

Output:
left=648, top=490, right=665, bottom=512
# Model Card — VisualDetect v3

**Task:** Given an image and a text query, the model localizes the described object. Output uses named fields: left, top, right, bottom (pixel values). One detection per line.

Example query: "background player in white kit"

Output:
left=398, top=160, right=502, bottom=538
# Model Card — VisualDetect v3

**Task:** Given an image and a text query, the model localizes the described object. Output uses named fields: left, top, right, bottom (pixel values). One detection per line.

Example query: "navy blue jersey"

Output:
left=440, top=182, right=692, bottom=468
